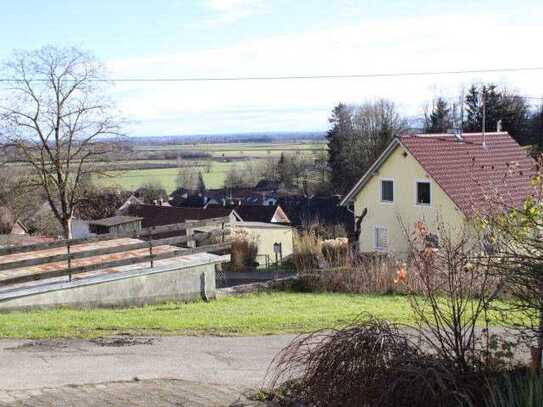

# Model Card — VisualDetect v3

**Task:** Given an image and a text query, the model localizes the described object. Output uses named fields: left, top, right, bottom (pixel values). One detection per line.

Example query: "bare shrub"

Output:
left=474, top=162, right=543, bottom=370
left=267, top=318, right=414, bottom=406
left=300, top=254, right=404, bottom=294
left=0, top=206, right=15, bottom=234
left=321, top=237, right=349, bottom=266
left=229, top=229, right=258, bottom=272
left=405, top=220, right=499, bottom=371
left=292, top=229, right=410, bottom=294
left=292, top=229, right=324, bottom=273
left=267, top=318, right=487, bottom=407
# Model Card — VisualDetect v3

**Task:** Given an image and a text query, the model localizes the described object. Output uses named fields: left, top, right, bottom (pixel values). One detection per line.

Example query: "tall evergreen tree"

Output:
left=326, top=103, right=354, bottom=193
left=424, top=97, right=453, bottom=133
left=326, top=101, right=406, bottom=194
left=464, top=83, right=530, bottom=144
left=464, top=84, right=501, bottom=132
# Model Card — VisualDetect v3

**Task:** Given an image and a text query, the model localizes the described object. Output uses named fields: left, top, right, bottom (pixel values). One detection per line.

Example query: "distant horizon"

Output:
left=125, top=130, right=326, bottom=138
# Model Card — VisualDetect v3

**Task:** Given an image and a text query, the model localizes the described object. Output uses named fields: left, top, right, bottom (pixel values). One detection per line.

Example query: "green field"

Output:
left=0, top=292, right=518, bottom=339
left=95, top=161, right=244, bottom=192
left=94, top=140, right=327, bottom=192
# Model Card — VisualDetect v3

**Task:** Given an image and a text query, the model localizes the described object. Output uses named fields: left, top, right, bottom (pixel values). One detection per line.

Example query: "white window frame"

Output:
left=379, top=178, right=395, bottom=204
left=415, top=179, right=432, bottom=207
left=373, top=225, right=388, bottom=252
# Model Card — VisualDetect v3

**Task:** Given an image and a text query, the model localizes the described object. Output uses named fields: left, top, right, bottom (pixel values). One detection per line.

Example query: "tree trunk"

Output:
left=62, top=217, right=72, bottom=240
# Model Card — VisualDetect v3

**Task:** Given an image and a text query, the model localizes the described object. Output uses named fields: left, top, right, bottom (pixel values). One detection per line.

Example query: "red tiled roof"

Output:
left=399, top=132, right=536, bottom=215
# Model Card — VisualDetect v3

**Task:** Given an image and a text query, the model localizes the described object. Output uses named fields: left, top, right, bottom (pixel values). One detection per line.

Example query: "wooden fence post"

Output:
left=187, top=226, right=195, bottom=248
left=66, top=241, right=72, bottom=282
left=149, top=240, right=154, bottom=268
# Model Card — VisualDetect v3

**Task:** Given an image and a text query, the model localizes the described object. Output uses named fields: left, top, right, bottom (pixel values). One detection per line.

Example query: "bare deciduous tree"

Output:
left=0, top=45, right=121, bottom=238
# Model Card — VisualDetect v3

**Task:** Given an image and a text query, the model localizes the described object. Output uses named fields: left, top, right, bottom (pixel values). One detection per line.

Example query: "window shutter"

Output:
left=374, top=227, right=388, bottom=251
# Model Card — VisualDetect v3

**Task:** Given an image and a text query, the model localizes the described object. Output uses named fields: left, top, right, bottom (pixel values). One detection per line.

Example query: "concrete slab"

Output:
left=0, top=253, right=230, bottom=311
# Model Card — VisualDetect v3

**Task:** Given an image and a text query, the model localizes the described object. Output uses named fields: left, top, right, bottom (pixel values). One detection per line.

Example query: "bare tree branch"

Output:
left=0, top=45, right=122, bottom=238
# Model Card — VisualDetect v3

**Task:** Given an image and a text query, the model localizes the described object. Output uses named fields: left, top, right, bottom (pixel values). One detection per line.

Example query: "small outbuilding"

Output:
left=87, top=216, right=143, bottom=235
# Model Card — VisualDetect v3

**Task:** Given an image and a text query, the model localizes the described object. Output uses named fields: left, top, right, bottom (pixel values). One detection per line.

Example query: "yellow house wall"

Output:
left=233, top=224, right=294, bottom=263
left=353, top=144, right=466, bottom=258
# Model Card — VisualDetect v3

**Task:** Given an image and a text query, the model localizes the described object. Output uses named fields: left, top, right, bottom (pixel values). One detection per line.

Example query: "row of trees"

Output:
left=423, top=84, right=542, bottom=145
left=327, top=101, right=407, bottom=194
left=328, top=85, right=543, bottom=194
left=222, top=152, right=316, bottom=191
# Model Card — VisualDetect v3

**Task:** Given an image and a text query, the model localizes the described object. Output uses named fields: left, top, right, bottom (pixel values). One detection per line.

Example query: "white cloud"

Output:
left=108, top=8, right=543, bottom=135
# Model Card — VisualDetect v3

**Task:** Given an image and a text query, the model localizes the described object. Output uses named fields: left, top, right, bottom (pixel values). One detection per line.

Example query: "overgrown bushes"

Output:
left=265, top=221, right=540, bottom=407
left=229, top=228, right=258, bottom=272
left=292, top=229, right=407, bottom=294
left=265, top=318, right=507, bottom=407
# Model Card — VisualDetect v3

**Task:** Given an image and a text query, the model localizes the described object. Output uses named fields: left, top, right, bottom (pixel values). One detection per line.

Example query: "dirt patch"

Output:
left=90, top=334, right=157, bottom=347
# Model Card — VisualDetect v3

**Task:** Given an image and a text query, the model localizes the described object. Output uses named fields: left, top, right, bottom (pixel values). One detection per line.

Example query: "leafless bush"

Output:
left=0, top=206, right=15, bottom=234
left=299, top=254, right=406, bottom=294
left=301, top=217, right=348, bottom=240
left=229, top=229, right=258, bottom=272
left=293, top=229, right=413, bottom=294
left=266, top=318, right=488, bottom=407
left=292, top=229, right=325, bottom=273
left=405, top=220, right=499, bottom=371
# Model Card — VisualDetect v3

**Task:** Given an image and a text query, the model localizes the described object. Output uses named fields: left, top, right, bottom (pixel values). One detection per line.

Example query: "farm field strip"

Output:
left=93, top=141, right=326, bottom=192
left=133, top=142, right=327, bottom=155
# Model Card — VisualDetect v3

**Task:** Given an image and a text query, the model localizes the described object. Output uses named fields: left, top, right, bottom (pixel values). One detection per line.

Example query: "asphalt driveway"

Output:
left=0, top=334, right=296, bottom=406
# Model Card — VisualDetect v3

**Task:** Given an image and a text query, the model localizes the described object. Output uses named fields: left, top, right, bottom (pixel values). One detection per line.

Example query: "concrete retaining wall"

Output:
left=0, top=255, right=227, bottom=312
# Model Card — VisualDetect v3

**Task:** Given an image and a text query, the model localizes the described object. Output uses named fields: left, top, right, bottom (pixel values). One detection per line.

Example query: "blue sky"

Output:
left=1, top=0, right=542, bottom=136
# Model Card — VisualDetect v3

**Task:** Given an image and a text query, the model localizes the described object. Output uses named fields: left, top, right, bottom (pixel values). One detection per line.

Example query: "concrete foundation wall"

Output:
left=0, top=262, right=218, bottom=312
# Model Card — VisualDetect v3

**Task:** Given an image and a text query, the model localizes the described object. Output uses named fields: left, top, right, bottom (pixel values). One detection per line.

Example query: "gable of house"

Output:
left=348, top=141, right=465, bottom=256
left=230, top=205, right=290, bottom=224
left=117, top=195, right=144, bottom=215
left=341, top=132, right=535, bottom=257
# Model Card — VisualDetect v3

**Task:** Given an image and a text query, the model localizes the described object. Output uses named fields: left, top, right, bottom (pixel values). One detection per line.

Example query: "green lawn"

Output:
left=0, top=292, right=409, bottom=339
left=0, top=292, right=513, bottom=340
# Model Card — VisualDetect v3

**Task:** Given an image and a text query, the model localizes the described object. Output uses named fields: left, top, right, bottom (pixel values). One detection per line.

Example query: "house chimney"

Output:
left=497, top=119, right=502, bottom=132
left=454, top=128, right=463, bottom=142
